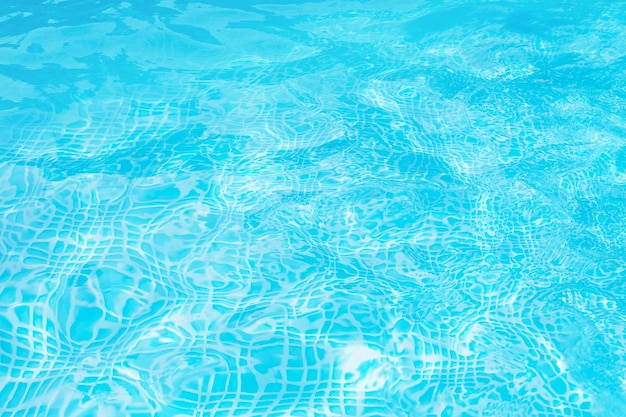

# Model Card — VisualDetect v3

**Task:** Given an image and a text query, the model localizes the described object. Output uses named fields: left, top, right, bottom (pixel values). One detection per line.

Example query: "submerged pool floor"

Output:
left=1, top=0, right=626, bottom=416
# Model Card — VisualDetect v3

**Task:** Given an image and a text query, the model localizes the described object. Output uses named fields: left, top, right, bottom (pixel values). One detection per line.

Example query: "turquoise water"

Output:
left=1, top=0, right=626, bottom=416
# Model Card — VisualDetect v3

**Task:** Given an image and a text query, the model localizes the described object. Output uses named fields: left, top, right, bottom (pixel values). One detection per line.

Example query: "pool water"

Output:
left=1, top=0, right=626, bottom=416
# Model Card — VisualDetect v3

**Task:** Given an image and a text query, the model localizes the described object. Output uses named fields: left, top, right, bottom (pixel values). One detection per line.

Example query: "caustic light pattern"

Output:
left=1, top=0, right=626, bottom=416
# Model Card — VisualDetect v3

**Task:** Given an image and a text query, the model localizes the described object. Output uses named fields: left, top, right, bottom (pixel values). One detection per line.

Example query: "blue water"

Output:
left=1, top=0, right=626, bottom=416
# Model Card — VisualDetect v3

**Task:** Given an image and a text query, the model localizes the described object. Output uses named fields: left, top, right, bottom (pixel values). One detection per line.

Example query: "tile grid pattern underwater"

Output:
left=2, top=0, right=626, bottom=416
